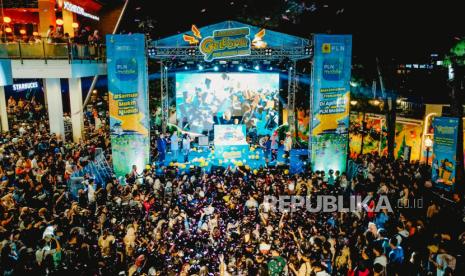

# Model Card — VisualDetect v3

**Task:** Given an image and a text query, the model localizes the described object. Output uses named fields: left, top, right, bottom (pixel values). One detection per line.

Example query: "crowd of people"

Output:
left=1, top=115, right=465, bottom=275
left=1, top=25, right=102, bottom=46
left=6, top=96, right=46, bottom=123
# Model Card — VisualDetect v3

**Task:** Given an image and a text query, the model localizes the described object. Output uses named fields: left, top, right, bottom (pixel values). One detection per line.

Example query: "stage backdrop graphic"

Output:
left=175, top=73, right=279, bottom=136
left=310, top=34, right=352, bottom=173
left=106, top=34, right=150, bottom=177
left=431, top=117, right=459, bottom=191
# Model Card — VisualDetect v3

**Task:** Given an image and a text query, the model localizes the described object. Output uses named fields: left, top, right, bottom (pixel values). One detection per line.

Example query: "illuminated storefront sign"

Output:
left=63, top=1, right=100, bottom=21
left=199, top=27, right=251, bottom=62
left=12, top=82, right=39, bottom=92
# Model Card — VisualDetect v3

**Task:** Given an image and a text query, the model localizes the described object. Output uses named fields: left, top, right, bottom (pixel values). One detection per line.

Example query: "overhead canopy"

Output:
left=153, top=20, right=310, bottom=48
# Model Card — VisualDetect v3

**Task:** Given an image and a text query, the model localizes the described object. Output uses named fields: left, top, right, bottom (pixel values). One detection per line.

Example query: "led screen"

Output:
left=176, top=73, right=279, bottom=135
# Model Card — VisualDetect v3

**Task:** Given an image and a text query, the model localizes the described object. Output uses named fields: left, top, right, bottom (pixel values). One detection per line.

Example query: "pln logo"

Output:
left=322, top=43, right=331, bottom=53
left=115, top=58, right=138, bottom=81
left=323, top=58, right=344, bottom=81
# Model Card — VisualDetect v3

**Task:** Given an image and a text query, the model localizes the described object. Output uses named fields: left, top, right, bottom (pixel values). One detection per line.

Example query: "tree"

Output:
left=444, top=39, right=465, bottom=193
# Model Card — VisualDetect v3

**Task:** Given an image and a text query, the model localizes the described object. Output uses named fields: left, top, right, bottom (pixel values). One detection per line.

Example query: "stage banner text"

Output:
left=106, top=34, right=150, bottom=177
left=310, top=34, right=352, bottom=173
left=432, top=117, right=459, bottom=191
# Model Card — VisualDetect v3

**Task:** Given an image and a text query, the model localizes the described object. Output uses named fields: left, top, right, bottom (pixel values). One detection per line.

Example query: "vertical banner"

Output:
left=107, top=34, right=150, bottom=177
left=431, top=117, right=459, bottom=191
left=310, top=34, right=352, bottom=173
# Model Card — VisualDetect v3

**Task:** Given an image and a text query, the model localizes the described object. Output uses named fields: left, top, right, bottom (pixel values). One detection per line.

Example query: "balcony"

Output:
left=0, top=42, right=106, bottom=63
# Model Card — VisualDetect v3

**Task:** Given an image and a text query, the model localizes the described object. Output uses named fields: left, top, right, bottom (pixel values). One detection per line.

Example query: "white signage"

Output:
left=12, top=82, right=39, bottom=92
left=63, top=1, right=100, bottom=21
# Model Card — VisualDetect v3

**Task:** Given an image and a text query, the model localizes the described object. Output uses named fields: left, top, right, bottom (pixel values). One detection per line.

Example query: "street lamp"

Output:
left=424, top=136, right=433, bottom=165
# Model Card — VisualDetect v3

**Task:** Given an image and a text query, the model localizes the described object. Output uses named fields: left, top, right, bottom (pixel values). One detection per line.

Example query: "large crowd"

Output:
left=1, top=116, right=465, bottom=276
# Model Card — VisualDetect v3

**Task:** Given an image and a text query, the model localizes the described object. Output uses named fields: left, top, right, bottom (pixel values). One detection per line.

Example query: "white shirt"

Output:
left=87, top=183, right=95, bottom=203
left=182, top=138, right=190, bottom=151
left=245, top=197, right=258, bottom=209
left=284, top=136, right=292, bottom=151
left=374, top=255, right=387, bottom=267
left=171, top=134, right=179, bottom=150
left=31, top=158, right=39, bottom=169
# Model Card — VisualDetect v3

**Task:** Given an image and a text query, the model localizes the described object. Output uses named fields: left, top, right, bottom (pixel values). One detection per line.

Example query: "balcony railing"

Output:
left=0, top=42, right=106, bottom=63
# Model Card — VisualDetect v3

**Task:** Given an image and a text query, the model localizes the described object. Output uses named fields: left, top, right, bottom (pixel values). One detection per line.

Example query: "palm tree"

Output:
left=444, top=39, right=465, bottom=191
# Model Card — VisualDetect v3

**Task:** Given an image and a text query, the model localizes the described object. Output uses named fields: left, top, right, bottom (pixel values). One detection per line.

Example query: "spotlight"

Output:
left=254, top=65, right=260, bottom=71
left=238, top=65, right=244, bottom=72
left=269, top=66, right=273, bottom=70
left=198, top=65, right=204, bottom=70
left=184, top=66, right=188, bottom=70
left=188, top=48, right=196, bottom=56
left=214, top=66, right=219, bottom=71
left=265, top=48, right=272, bottom=56
left=304, top=45, right=311, bottom=55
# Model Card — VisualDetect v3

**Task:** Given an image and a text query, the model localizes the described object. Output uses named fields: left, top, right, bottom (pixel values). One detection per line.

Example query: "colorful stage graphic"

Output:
left=106, top=34, right=150, bottom=177
left=175, top=73, right=279, bottom=136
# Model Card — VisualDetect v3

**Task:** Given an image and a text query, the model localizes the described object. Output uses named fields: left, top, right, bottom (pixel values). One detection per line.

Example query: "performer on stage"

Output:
left=283, top=131, right=292, bottom=164
left=156, top=134, right=167, bottom=164
left=170, top=132, right=179, bottom=161
left=182, top=134, right=191, bottom=163
left=271, top=131, right=279, bottom=162
left=259, top=135, right=272, bottom=165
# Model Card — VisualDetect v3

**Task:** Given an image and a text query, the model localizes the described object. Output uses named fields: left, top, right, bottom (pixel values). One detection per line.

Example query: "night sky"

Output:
left=123, top=0, right=465, bottom=62
left=120, top=0, right=464, bottom=103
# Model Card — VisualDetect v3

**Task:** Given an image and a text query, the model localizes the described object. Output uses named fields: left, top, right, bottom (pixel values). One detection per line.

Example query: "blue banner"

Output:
left=432, top=117, right=459, bottom=191
left=310, top=34, right=352, bottom=174
left=106, top=34, right=150, bottom=177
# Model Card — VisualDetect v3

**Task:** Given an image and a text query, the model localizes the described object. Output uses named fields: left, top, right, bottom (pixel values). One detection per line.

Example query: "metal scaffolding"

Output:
left=160, top=62, right=169, bottom=133
left=287, top=60, right=298, bottom=136
left=150, top=45, right=312, bottom=134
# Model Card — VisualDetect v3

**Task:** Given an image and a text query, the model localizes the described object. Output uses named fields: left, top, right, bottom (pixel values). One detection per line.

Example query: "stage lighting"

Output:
left=269, top=66, right=273, bottom=70
left=188, top=48, right=196, bottom=56
left=198, top=65, right=204, bottom=70
left=214, top=66, right=219, bottom=71
left=265, top=48, right=272, bottom=56
left=304, top=45, right=311, bottom=55
left=254, top=65, right=260, bottom=71
left=184, top=66, right=188, bottom=70
left=238, top=66, right=244, bottom=71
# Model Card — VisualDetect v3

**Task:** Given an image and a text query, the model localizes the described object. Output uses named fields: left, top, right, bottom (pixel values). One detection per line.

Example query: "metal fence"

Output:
left=0, top=42, right=106, bottom=63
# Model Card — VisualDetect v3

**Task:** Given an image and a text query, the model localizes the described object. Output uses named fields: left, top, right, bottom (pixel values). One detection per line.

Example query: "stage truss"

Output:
left=149, top=45, right=312, bottom=134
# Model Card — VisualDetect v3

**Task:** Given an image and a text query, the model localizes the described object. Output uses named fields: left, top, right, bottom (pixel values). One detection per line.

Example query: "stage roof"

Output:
left=153, top=20, right=310, bottom=48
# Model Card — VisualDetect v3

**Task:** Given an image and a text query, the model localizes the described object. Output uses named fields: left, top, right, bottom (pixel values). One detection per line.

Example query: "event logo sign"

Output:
left=106, top=34, right=150, bottom=178
left=199, top=27, right=251, bottom=62
left=431, top=117, right=459, bottom=191
left=310, top=34, right=352, bottom=174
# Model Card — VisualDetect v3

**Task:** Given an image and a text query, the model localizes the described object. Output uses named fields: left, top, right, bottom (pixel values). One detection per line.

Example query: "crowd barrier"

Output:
left=0, top=41, right=106, bottom=63
left=69, top=148, right=113, bottom=198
